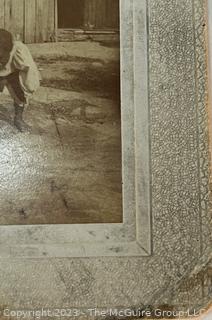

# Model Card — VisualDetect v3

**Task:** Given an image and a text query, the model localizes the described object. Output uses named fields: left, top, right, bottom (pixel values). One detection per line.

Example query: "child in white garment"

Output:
left=0, top=29, right=40, bottom=132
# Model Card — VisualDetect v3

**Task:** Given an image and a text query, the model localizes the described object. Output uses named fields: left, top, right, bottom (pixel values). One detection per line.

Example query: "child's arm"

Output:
left=0, top=52, right=13, bottom=77
left=12, top=42, right=40, bottom=93
left=12, top=45, right=30, bottom=72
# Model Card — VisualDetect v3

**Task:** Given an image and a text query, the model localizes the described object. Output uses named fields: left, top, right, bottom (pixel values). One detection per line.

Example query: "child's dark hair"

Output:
left=0, top=29, right=13, bottom=53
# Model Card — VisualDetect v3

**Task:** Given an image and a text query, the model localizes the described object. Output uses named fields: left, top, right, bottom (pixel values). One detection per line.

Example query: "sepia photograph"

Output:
left=0, top=0, right=122, bottom=225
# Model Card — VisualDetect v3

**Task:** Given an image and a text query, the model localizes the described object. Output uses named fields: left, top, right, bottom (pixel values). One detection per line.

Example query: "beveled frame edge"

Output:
left=207, top=0, right=212, bottom=150
left=0, top=0, right=151, bottom=258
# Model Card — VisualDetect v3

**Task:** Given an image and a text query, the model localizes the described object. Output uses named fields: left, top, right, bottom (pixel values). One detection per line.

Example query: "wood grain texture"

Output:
left=47, top=0, right=56, bottom=41
left=4, top=0, right=11, bottom=32
left=25, top=0, right=55, bottom=43
left=35, top=0, right=45, bottom=42
left=4, top=0, right=24, bottom=40
left=35, top=0, right=55, bottom=42
left=25, top=0, right=36, bottom=43
left=54, top=0, right=58, bottom=41
left=0, top=0, right=5, bottom=29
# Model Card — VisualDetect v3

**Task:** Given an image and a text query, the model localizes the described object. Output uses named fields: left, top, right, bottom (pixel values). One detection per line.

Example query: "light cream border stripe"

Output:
left=0, top=0, right=151, bottom=258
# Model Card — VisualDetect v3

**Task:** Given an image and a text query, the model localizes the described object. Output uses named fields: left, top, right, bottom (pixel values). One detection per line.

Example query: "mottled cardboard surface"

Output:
left=0, top=0, right=211, bottom=314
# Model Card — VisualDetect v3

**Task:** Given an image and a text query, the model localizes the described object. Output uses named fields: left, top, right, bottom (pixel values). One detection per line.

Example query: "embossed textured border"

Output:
left=194, top=0, right=212, bottom=255
left=0, top=0, right=210, bottom=312
left=0, top=0, right=151, bottom=258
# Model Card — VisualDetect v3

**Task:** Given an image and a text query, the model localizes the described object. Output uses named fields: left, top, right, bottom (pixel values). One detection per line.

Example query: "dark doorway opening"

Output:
left=58, top=0, right=85, bottom=29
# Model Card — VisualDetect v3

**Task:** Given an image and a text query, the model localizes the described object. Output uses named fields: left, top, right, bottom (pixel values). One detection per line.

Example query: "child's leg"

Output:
left=5, top=72, right=30, bottom=132
left=0, top=79, right=6, bottom=92
left=14, top=102, right=30, bottom=132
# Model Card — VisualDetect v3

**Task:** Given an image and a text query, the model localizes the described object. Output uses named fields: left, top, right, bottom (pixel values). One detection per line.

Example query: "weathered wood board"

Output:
left=0, top=0, right=5, bottom=29
left=0, top=0, right=56, bottom=43
left=25, top=0, right=36, bottom=43
left=4, top=0, right=24, bottom=39
left=35, top=0, right=55, bottom=42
